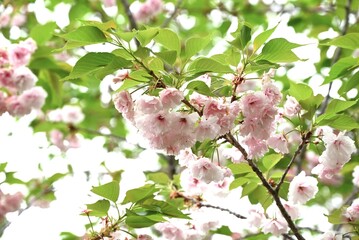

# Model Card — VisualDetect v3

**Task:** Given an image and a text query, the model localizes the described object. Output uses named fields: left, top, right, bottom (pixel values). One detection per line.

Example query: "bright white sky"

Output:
left=0, top=0, right=353, bottom=239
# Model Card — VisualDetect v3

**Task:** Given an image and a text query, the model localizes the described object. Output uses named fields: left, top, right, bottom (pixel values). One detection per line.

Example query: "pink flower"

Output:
left=6, top=95, right=31, bottom=117
left=189, top=157, right=225, bottom=183
left=267, top=134, right=289, bottom=154
left=283, top=96, right=301, bottom=117
left=344, top=199, right=359, bottom=222
left=102, top=0, right=116, bottom=7
left=319, top=132, right=356, bottom=169
left=135, top=111, right=172, bottom=135
left=11, top=13, right=27, bottom=27
left=353, top=166, right=359, bottom=187
left=61, top=105, right=84, bottom=124
left=135, top=94, right=162, bottom=114
left=18, top=86, right=47, bottom=109
left=0, top=48, right=9, bottom=67
left=113, top=69, right=129, bottom=83
left=240, top=92, right=267, bottom=117
left=222, top=147, right=245, bottom=163
left=262, top=217, right=288, bottom=236
left=319, top=231, right=340, bottom=240
left=137, top=234, right=153, bottom=240
left=0, top=68, right=14, bottom=88
left=263, top=82, right=282, bottom=104
left=244, top=136, right=268, bottom=159
left=12, top=66, right=37, bottom=93
left=180, top=169, right=207, bottom=196
left=288, top=171, right=318, bottom=204
left=159, top=88, right=184, bottom=110
left=282, top=200, right=300, bottom=220
left=155, top=222, right=185, bottom=240
left=0, top=92, right=7, bottom=116
left=247, top=204, right=265, bottom=227
left=49, top=129, right=66, bottom=151
left=176, top=148, right=197, bottom=167
left=195, top=116, right=221, bottom=141
left=8, top=39, right=36, bottom=67
left=113, top=90, right=134, bottom=118
left=189, top=92, right=209, bottom=110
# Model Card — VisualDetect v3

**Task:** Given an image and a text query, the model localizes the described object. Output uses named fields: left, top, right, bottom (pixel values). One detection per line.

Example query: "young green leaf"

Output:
left=185, top=36, right=211, bottom=59
left=154, top=50, right=177, bottom=65
left=155, top=28, right=181, bottom=54
left=122, top=184, right=158, bottom=204
left=325, top=33, right=359, bottom=50
left=242, top=182, right=258, bottom=197
left=323, top=57, right=359, bottom=85
left=253, top=24, right=278, bottom=53
left=57, top=26, right=107, bottom=44
left=85, top=199, right=110, bottom=217
left=186, top=80, right=215, bottom=97
left=255, top=38, right=303, bottom=63
left=325, top=99, right=357, bottom=114
left=288, top=82, right=313, bottom=101
left=317, top=114, right=359, bottom=131
left=91, top=181, right=120, bottom=203
left=125, top=210, right=160, bottom=228
left=30, top=22, right=57, bottom=46
left=136, top=28, right=159, bottom=46
left=147, top=172, right=170, bottom=185
left=229, top=177, right=249, bottom=190
left=262, top=153, right=283, bottom=172
left=140, top=198, right=190, bottom=219
left=228, top=163, right=253, bottom=174
left=188, top=58, right=233, bottom=74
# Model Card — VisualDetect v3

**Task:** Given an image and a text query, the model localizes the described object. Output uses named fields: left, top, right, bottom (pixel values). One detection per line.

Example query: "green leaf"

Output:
left=228, top=163, right=253, bottom=174
left=325, top=99, right=357, bottom=114
left=299, top=94, right=324, bottom=119
left=278, top=181, right=290, bottom=200
left=229, top=177, right=249, bottom=190
left=0, top=162, right=7, bottom=172
left=326, top=208, right=345, bottom=224
left=125, top=210, right=160, bottom=228
left=339, top=71, right=359, bottom=96
left=122, top=184, right=158, bottom=204
left=317, top=114, right=359, bottom=131
left=288, top=82, right=313, bottom=101
left=140, top=198, right=190, bottom=219
left=188, top=58, right=233, bottom=74
left=147, top=172, right=170, bottom=185
left=154, top=50, right=177, bottom=65
left=117, top=79, right=143, bottom=91
left=325, top=33, right=359, bottom=50
left=323, top=57, right=359, bottom=85
left=57, top=26, right=107, bottom=44
left=81, top=20, right=116, bottom=31
left=185, top=36, right=211, bottom=59
left=262, top=153, right=283, bottom=171
left=30, top=22, right=57, bottom=45
left=155, top=28, right=181, bottom=54
left=230, top=22, right=252, bottom=50
left=60, top=232, right=81, bottom=240
left=253, top=24, right=278, bottom=53
left=136, top=28, right=159, bottom=46
left=242, top=182, right=258, bottom=197
left=63, top=53, right=129, bottom=80
left=186, top=80, right=215, bottom=97
left=117, top=31, right=137, bottom=42
left=145, top=57, right=164, bottom=71
left=85, top=199, right=110, bottom=217
left=256, top=38, right=303, bottom=63
left=91, top=181, right=119, bottom=203
left=248, top=185, right=267, bottom=205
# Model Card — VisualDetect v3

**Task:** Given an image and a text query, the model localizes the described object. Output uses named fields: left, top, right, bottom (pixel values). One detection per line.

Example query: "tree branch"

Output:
left=119, top=0, right=138, bottom=30
left=224, top=132, right=305, bottom=240
left=319, top=0, right=352, bottom=115
left=276, top=131, right=312, bottom=192
left=161, top=0, right=183, bottom=28
left=198, top=202, right=247, bottom=219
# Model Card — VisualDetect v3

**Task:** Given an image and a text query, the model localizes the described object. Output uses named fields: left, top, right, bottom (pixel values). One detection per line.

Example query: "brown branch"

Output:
left=161, top=0, right=183, bottom=28
left=319, top=0, right=353, bottom=115
left=224, top=132, right=305, bottom=240
left=119, top=0, right=138, bottom=30
left=275, top=131, right=312, bottom=192
left=198, top=202, right=247, bottom=219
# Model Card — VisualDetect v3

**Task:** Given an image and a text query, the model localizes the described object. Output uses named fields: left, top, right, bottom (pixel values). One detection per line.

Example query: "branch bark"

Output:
left=119, top=0, right=138, bottom=30
left=225, top=132, right=306, bottom=240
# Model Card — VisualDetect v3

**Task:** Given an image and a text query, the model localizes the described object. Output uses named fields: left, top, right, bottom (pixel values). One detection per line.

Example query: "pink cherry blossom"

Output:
left=159, top=88, right=184, bottom=110
left=282, top=200, right=300, bottom=220
left=263, top=82, right=282, bottom=104
left=12, top=66, right=37, bottom=93
left=189, top=157, right=225, bottom=183
left=319, top=231, right=340, bottom=240
left=61, top=105, right=84, bottom=124
left=344, top=199, right=359, bottom=222
left=8, top=39, right=36, bottom=67
left=176, top=148, right=197, bottom=167
left=135, top=94, right=162, bottom=114
left=0, top=68, right=14, bottom=88
left=288, top=171, right=318, bottom=204
left=189, top=92, right=209, bottom=110
left=155, top=222, right=185, bottom=240
left=267, top=134, right=289, bottom=154
left=283, top=95, right=301, bottom=117
left=6, top=95, right=31, bottom=117
left=0, top=92, right=7, bottom=116
left=113, top=90, right=134, bottom=120
left=0, top=48, right=9, bottom=67
left=222, top=147, right=245, bottom=163
left=247, top=204, right=265, bottom=228
left=240, top=92, right=267, bottom=117
left=102, top=0, right=116, bottom=8
left=262, top=217, right=289, bottom=236
left=18, top=86, right=47, bottom=109
left=319, top=132, right=356, bottom=169
left=49, top=129, right=67, bottom=151
left=180, top=169, right=207, bottom=196
left=11, top=13, right=26, bottom=27
left=113, top=69, right=129, bottom=83
left=195, top=116, right=221, bottom=141
left=244, top=136, right=268, bottom=159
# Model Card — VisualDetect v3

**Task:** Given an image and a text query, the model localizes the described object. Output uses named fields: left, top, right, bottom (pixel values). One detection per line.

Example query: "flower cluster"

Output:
left=47, top=105, right=85, bottom=151
left=131, top=0, right=163, bottom=23
left=0, top=38, right=47, bottom=117
left=0, top=190, right=23, bottom=222
left=0, top=5, right=27, bottom=29
left=113, top=87, right=240, bottom=155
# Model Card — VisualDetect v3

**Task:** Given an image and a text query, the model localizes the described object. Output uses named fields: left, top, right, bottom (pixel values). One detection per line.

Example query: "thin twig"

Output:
left=198, top=203, right=247, bottom=219
left=120, top=0, right=138, bottom=30
left=161, top=0, right=184, bottom=28
left=319, top=0, right=353, bottom=115
left=276, top=131, right=312, bottom=192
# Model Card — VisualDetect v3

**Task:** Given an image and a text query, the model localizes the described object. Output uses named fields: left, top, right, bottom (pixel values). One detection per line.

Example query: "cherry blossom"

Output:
left=288, top=171, right=318, bottom=204
left=283, top=95, right=301, bottom=117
